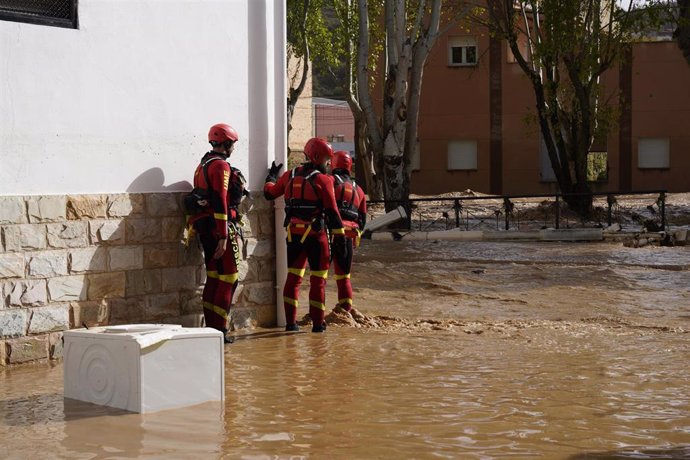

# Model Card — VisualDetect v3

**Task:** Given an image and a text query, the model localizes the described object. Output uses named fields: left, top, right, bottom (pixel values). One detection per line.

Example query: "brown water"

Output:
left=2, top=240, right=689, bottom=459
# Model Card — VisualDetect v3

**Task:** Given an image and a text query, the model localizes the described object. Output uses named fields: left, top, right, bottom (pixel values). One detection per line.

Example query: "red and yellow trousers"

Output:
left=195, top=217, right=240, bottom=332
left=332, top=229, right=358, bottom=312
left=282, top=225, right=330, bottom=327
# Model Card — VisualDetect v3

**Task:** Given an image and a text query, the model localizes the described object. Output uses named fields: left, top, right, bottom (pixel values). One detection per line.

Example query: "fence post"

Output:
left=607, top=194, right=615, bottom=227
left=555, top=195, right=560, bottom=229
left=405, top=200, right=412, bottom=230
left=659, top=192, right=666, bottom=230
left=503, top=198, right=513, bottom=230
left=454, top=199, right=461, bottom=229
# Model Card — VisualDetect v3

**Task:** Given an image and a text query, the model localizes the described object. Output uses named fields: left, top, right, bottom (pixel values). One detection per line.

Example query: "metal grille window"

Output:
left=0, top=0, right=78, bottom=29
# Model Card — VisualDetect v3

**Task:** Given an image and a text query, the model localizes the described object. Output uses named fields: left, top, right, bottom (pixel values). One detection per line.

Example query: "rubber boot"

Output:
left=312, top=322, right=327, bottom=333
left=285, top=323, right=300, bottom=332
left=222, top=328, right=234, bottom=344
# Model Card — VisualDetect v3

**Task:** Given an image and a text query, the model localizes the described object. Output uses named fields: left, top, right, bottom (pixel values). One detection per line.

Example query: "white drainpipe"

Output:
left=274, top=197, right=287, bottom=327
left=274, top=0, right=288, bottom=327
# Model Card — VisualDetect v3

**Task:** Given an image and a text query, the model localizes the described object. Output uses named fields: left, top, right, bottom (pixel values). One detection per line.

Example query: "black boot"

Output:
left=222, top=328, right=234, bottom=344
left=285, top=323, right=300, bottom=332
left=312, top=322, right=327, bottom=333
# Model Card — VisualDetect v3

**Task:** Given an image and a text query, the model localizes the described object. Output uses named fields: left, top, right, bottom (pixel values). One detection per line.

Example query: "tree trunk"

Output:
left=382, top=119, right=409, bottom=212
left=353, top=115, right=382, bottom=199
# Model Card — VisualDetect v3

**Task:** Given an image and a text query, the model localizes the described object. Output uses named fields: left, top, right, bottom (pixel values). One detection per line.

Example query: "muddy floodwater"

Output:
left=1, top=240, right=689, bottom=459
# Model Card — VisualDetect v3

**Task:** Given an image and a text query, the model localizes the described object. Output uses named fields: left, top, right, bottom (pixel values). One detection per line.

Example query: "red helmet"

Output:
left=332, top=150, right=353, bottom=173
left=304, top=137, right=333, bottom=164
left=208, top=123, right=239, bottom=144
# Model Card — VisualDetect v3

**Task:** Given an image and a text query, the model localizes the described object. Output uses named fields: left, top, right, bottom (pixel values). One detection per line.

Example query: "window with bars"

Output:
left=0, top=0, right=78, bottom=29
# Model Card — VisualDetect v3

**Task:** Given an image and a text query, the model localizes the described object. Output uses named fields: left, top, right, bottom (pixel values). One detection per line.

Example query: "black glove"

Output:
left=331, top=235, right=350, bottom=262
left=265, top=161, right=283, bottom=183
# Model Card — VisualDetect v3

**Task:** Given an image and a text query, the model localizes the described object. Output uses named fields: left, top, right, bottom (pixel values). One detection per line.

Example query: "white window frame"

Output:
left=447, top=140, right=478, bottom=171
left=448, top=36, right=477, bottom=67
left=638, top=138, right=670, bottom=169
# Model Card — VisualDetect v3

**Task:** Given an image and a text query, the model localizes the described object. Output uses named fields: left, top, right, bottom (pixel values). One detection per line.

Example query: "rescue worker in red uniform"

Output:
left=263, top=138, right=348, bottom=333
left=330, top=151, right=367, bottom=312
left=188, top=123, right=247, bottom=343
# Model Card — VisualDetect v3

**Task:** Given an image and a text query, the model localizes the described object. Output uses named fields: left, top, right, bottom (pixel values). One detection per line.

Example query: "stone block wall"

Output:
left=0, top=192, right=276, bottom=366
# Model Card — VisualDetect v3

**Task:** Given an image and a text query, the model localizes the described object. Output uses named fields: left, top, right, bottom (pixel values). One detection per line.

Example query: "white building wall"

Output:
left=0, top=0, right=283, bottom=195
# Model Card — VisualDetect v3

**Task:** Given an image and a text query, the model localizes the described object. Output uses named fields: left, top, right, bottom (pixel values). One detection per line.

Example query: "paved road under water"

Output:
left=1, top=240, right=689, bottom=459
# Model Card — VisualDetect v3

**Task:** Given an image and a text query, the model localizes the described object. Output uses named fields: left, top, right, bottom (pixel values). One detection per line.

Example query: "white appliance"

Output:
left=63, top=324, right=224, bottom=413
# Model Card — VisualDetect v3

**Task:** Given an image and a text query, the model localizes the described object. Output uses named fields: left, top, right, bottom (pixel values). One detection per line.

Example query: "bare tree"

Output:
left=287, top=0, right=332, bottom=147
left=356, top=0, right=470, bottom=211
left=328, top=0, right=384, bottom=198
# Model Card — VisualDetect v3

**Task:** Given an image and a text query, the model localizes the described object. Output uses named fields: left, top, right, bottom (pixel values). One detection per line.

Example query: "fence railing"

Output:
left=367, top=190, right=668, bottom=232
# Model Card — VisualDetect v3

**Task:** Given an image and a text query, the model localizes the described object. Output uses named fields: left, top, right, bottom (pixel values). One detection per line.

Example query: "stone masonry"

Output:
left=0, top=192, right=276, bottom=365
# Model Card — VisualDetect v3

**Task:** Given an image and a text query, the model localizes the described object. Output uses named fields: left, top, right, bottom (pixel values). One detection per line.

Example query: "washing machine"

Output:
left=63, top=324, right=224, bottom=413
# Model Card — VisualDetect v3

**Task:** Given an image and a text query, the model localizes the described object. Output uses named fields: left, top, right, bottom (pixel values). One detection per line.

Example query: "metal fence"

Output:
left=367, top=190, right=668, bottom=233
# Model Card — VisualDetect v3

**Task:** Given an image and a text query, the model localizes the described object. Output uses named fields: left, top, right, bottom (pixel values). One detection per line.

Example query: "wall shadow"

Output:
left=126, top=167, right=191, bottom=193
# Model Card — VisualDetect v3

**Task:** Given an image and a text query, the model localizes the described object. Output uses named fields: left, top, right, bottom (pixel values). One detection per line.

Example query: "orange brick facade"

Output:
left=412, top=30, right=690, bottom=195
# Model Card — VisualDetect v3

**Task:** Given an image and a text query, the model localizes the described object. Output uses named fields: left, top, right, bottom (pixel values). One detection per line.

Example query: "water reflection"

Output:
left=0, top=367, right=224, bottom=459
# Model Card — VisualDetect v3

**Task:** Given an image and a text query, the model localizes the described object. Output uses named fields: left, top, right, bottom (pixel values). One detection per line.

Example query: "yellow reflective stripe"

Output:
left=334, top=273, right=350, bottom=280
left=331, top=228, right=345, bottom=235
left=223, top=170, right=229, bottom=191
left=309, top=300, right=326, bottom=310
left=207, top=270, right=239, bottom=284
left=288, top=267, right=306, bottom=277
left=299, top=224, right=312, bottom=243
left=283, top=296, right=298, bottom=307
left=339, top=298, right=353, bottom=305
left=310, top=270, right=328, bottom=279
left=203, top=301, right=228, bottom=320
left=214, top=213, right=228, bottom=221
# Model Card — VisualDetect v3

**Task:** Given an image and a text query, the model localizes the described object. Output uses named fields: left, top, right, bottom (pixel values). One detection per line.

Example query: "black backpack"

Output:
left=183, top=157, right=221, bottom=214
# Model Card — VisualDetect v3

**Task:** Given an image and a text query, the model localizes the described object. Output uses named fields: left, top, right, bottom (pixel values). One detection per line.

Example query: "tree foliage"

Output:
left=286, top=0, right=333, bottom=143
left=674, top=0, right=690, bottom=64
left=477, top=0, right=669, bottom=214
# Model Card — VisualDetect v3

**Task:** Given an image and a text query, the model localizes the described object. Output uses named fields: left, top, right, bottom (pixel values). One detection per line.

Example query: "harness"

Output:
left=333, top=174, right=363, bottom=247
left=227, top=166, right=247, bottom=221
left=183, top=156, right=247, bottom=247
left=183, top=156, right=222, bottom=215
left=285, top=167, right=323, bottom=243
left=333, top=174, right=360, bottom=222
